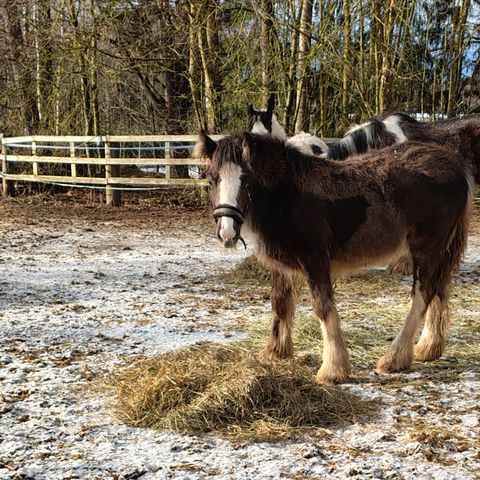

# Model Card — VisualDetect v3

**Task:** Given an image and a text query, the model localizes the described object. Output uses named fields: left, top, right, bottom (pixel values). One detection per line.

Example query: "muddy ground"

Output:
left=0, top=192, right=479, bottom=479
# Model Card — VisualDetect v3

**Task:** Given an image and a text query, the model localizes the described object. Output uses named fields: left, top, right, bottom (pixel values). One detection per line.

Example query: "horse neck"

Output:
left=247, top=147, right=368, bottom=212
left=245, top=180, right=284, bottom=232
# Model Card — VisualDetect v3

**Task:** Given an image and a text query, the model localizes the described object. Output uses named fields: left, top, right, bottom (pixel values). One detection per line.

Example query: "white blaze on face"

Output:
left=218, top=163, right=243, bottom=242
left=251, top=119, right=269, bottom=134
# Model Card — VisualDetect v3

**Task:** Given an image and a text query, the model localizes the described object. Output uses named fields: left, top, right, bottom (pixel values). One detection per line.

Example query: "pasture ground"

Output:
left=0, top=192, right=479, bottom=479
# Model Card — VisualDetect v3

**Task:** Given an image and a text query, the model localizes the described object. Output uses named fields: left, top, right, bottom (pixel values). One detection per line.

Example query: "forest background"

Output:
left=0, top=0, right=479, bottom=139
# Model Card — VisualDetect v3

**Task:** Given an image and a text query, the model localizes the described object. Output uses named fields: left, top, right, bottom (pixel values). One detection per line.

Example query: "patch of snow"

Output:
left=0, top=206, right=479, bottom=479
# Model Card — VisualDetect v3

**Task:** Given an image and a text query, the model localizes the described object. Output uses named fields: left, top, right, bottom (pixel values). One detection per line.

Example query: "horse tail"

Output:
left=435, top=122, right=480, bottom=286
left=430, top=170, right=473, bottom=300
left=457, top=121, right=480, bottom=184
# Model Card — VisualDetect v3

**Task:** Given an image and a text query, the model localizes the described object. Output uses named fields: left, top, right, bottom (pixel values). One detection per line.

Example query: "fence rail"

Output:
left=1, top=134, right=338, bottom=205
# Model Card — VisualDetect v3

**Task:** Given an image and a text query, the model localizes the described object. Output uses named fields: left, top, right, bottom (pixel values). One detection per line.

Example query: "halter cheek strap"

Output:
left=213, top=204, right=244, bottom=225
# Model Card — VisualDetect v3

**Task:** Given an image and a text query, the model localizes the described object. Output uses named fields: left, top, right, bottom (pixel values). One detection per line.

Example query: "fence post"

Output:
left=32, top=140, right=38, bottom=177
left=165, top=140, right=171, bottom=180
left=70, top=141, right=77, bottom=179
left=1, top=134, right=14, bottom=197
left=105, top=137, right=122, bottom=206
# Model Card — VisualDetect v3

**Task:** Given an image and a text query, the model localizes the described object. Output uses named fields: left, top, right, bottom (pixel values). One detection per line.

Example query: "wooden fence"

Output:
left=0, top=134, right=337, bottom=205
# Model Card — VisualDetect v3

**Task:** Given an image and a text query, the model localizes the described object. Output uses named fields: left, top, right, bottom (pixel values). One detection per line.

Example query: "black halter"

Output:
left=213, top=203, right=247, bottom=249
left=213, top=203, right=244, bottom=225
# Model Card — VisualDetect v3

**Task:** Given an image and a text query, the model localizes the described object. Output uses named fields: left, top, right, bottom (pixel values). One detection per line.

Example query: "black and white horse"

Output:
left=247, top=95, right=329, bottom=155
left=328, top=112, right=480, bottom=180
left=195, top=125, right=478, bottom=384
left=247, top=99, right=480, bottom=182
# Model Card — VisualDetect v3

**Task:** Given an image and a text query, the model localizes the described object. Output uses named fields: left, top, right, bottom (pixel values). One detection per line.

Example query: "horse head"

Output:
left=195, top=131, right=250, bottom=249
left=247, top=94, right=287, bottom=141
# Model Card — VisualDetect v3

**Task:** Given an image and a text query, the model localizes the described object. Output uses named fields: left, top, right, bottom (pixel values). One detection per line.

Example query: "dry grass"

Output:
left=220, top=254, right=271, bottom=287
left=104, top=342, right=370, bottom=441
left=400, top=419, right=480, bottom=465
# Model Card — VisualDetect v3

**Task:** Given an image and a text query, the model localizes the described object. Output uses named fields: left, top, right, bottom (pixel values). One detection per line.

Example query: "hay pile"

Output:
left=220, top=255, right=270, bottom=287
left=106, top=342, right=366, bottom=441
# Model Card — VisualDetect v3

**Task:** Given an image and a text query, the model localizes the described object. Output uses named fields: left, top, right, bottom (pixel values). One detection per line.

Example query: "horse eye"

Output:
left=207, top=174, right=217, bottom=186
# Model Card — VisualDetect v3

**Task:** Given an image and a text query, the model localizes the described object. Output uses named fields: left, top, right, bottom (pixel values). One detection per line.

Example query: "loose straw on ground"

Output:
left=104, top=342, right=369, bottom=441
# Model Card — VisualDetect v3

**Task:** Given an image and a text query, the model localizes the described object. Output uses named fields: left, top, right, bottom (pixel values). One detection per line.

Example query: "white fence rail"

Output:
left=1, top=134, right=227, bottom=205
left=1, top=134, right=338, bottom=205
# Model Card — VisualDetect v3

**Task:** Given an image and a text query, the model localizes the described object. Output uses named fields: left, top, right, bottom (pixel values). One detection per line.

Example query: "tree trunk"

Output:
left=187, top=2, right=203, bottom=129
left=284, top=0, right=300, bottom=132
left=447, top=1, right=471, bottom=117
left=0, top=1, right=40, bottom=134
left=341, top=0, right=351, bottom=127
left=259, top=0, right=275, bottom=103
left=294, top=0, right=313, bottom=133
left=379, top=0, right=396, bottom=113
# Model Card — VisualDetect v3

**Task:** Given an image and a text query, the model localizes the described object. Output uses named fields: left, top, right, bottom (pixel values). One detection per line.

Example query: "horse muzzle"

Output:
left=213, top=204, right=246, bottom=249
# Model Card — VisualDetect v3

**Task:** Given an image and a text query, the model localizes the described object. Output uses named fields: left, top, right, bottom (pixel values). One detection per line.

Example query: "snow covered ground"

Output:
left=0, top=198, right=479, bottom=479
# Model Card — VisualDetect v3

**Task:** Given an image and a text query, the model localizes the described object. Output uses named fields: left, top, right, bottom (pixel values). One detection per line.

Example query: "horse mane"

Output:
left=210, top=134, right=244, bottom=170
left=241, top=133, right=379, bottom=198
left=327, top=117, right=395, bottom=160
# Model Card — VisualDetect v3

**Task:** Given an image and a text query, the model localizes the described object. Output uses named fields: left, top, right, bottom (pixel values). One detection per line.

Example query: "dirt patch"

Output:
left=0, top=189, right=212, bottom=234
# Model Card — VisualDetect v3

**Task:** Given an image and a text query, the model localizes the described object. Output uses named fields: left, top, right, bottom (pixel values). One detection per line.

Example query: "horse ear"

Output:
left=193, top=129, right=217, bottom=159
left=242, top=131, right=254, bottom=166
left=267, top=93, right=275, bottom=114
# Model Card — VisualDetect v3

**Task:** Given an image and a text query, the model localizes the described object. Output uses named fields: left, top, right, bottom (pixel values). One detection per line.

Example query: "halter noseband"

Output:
left=213, top=204, right=244, bottom=225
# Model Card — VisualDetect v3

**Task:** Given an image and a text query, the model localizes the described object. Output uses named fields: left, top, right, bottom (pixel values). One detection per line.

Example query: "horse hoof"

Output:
left=316, top=366, right=350, bottom=384
left=257, top=347, right=292, bottom=362
left=376, top=351, right=412, bottom=373
left=414, top=342, right=444, bottom=362
left=257, top=348, right=277, bottom=361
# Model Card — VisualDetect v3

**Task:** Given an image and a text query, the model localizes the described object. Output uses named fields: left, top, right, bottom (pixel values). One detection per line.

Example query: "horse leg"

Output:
left=306, top=266, right=350, bottom=384
left=414, top=218, right=466, bottom=361
left=381, top=203, right=468, bottom=371
left=377, top=271, right=428, bottom=373
left=258, top=269, right=297, bottom=360
left=414, top=292, right=450, bottom=361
